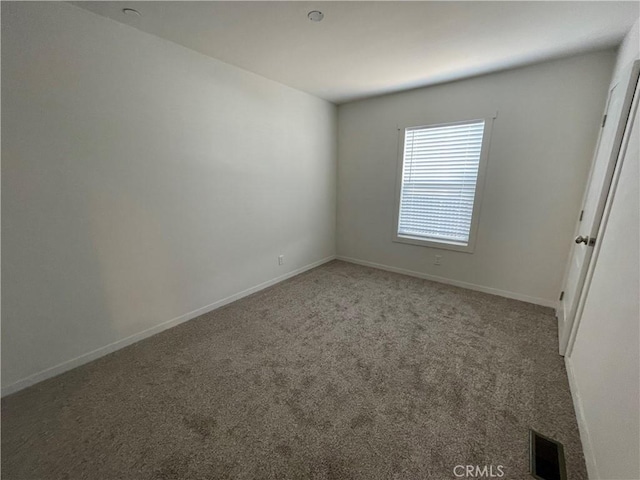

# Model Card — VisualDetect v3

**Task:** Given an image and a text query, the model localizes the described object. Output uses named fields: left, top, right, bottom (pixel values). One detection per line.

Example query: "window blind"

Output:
left=398, top=120, right=485, bottom=245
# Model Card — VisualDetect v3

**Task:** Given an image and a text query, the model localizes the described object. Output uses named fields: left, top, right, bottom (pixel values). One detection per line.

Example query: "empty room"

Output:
left=2, top=1, right=639, bottom=479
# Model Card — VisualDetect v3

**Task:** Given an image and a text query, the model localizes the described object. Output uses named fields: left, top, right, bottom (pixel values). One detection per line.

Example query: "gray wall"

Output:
left=1, top=2, right=337, bottom=393
left=336, top=51, right=616, bottom=305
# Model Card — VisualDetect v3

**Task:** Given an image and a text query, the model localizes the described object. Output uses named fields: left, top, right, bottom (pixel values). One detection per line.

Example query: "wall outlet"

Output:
left=434, top=255, right=442, bottom=266
left=278, top=255, right=285, bottom=266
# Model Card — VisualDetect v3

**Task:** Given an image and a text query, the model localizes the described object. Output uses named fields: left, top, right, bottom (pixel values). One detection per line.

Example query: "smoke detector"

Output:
left=307, top=11, right=324, bottom=22
left=122, top=8, right=141, bottom=18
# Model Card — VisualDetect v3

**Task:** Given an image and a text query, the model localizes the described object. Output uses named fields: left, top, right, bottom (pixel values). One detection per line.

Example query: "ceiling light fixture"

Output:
left=122, top=8, right=141, bottom=18
left=307, top=11, right=324, bottom=22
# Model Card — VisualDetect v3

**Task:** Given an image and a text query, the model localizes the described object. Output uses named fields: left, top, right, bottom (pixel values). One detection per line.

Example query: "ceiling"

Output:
left=73, top=1, right=639, bottom=104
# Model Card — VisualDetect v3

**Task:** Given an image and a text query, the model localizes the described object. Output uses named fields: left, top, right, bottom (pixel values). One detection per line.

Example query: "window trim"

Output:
left=392, top=113, right=496, bottom=254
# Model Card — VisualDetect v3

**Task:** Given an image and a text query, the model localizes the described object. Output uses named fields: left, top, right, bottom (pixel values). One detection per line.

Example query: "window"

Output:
left=394, top=116, right=493, bottom=253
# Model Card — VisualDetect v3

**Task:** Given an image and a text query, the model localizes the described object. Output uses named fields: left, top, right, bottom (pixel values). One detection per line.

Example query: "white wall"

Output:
left=337, top=51, right=615, bottom=306
left=1, top=2, right=337, bottom=394
left=566, top=19, right=640, bottom=480
left=612, top=18, right=640, bottom=85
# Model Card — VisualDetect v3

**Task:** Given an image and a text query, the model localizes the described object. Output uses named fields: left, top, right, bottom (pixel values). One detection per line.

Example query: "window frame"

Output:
left=392, top=113, right=496, bottom=253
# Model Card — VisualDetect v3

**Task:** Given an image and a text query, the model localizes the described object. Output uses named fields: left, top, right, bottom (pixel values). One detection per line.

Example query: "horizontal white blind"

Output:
left=398, top=120, right=485, bottom=245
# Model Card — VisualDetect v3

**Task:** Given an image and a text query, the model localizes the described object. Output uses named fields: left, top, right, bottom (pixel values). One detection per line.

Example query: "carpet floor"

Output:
left=2, top=260, right=586, bottom=480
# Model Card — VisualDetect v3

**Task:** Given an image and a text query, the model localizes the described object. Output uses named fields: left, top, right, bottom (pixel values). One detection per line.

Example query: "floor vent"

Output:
left=529, top=430, right=567, bottom=480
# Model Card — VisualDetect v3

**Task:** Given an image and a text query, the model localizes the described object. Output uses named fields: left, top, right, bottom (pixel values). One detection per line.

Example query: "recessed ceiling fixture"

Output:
left=307, top=11, right=324, bottom=22
left=122, top=8, right=141, bottom=18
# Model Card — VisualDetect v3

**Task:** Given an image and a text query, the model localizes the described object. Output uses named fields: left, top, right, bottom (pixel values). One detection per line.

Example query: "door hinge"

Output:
left=559, top=291, right=565, bottom=301
left=602, top=114, right=607, bottom=127
left=579, top=210, right=584, bottom=221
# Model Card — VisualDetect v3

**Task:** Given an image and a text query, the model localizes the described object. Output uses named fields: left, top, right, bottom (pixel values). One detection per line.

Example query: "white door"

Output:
left=558, top=60, right=640, bottom=355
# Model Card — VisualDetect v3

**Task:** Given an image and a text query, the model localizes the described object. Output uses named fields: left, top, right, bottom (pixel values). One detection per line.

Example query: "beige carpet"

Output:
left=2, top=260, right=586, bottom=479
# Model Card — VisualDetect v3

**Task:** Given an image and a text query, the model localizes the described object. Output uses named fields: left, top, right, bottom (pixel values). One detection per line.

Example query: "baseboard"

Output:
left=336, top=255, right=556, bottom=308
left=564, top=356, right=598, bottom=479
left=1, top=255, right=336, bottom=397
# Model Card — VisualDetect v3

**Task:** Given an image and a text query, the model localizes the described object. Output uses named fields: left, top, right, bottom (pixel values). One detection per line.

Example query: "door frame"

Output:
left=558, top=59, right=640, bottom=356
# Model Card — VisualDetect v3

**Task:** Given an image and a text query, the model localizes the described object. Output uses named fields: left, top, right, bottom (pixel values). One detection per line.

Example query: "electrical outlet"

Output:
left=434, top=255, right=442, bottom=266
left=278, top=255, right=285, bottom=266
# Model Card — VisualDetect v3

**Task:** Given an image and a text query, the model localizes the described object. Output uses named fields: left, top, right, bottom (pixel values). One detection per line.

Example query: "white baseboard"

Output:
left=565, top=356, right=598, bottom=479
left=1, top=255, right=336, bottom=397
left=336, top=255, right=556, bottom=308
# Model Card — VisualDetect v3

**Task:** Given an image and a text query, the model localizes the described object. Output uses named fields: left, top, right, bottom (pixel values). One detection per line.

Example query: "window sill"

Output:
left=393, top=234, right=475, bottom=253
